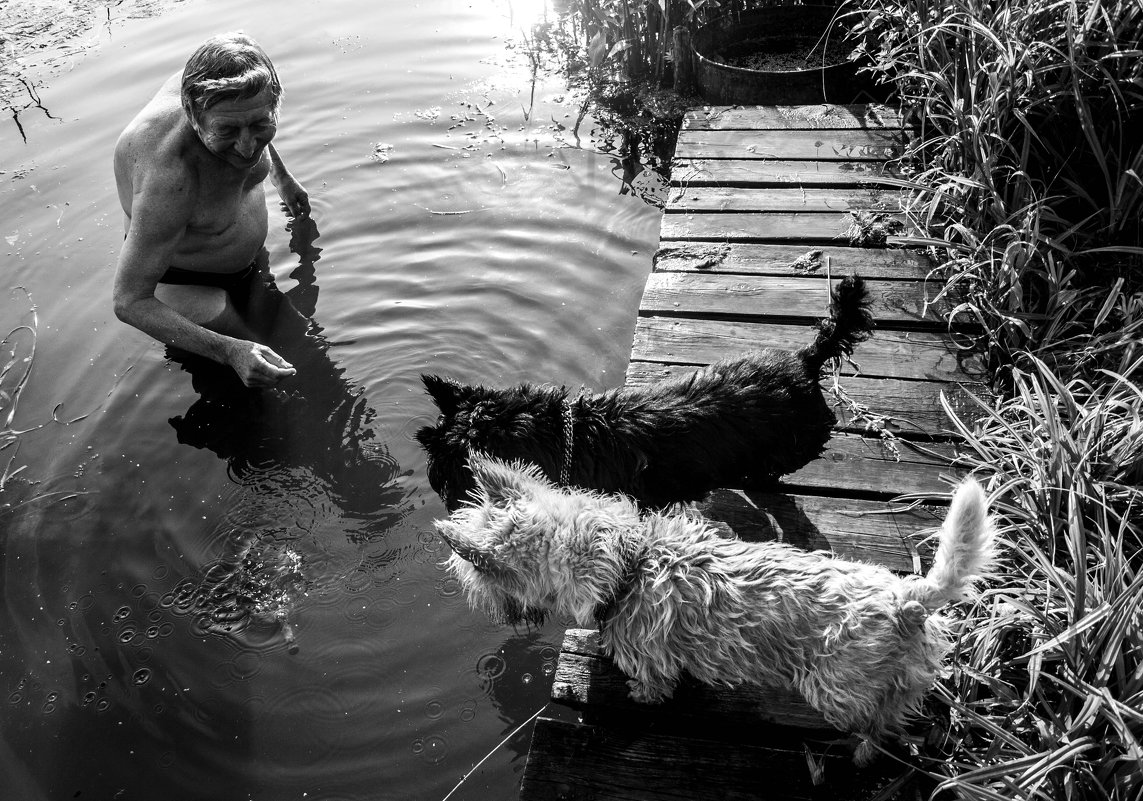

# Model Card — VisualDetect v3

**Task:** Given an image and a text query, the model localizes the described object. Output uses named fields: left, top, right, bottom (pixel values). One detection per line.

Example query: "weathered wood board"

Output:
left=672, top=158, right=906, bottom=187
left=630, top=316, right=979, bottom=382
left=653, top=242, right=935, bottom=280
left=638, top=272, right=944, bottom=324
left=625, top=361, right=982, bottom=437
left=673, top=128, right=907, bottom=160
left=659, top=210, right=912, bottom=242
left=520, top=630, right=908, bottom=801
left=683, top=104, right=907, bottom=130
left=665, top=186, right=906, bottom=212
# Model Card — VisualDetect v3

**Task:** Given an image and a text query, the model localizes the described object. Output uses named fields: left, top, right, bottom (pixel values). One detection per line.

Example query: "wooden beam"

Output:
left=521, top=717, right=880, bottom=801
left=521, top=629, right=906, bottom=800
left=777, top=432, right=956, bottom=497
left=696, top=489, right=942, bottom=572
left=672, top=158, right=905, bottom=187
left=552, top=630, right=828, bottom=729
left=638, top=273, right=945, bottom=326
left=659, top=210, right=912, bottom=242
left=674, top=128, right=907, bottom=161
left=666, top=186, right=905, bottom=213
left=624, top=361, right=981, bottom=437
left=684, top=104, right=907, bottom=131
left=653, top=242, right=934, bottom=280
left=629, top=316, right=981, bottom=382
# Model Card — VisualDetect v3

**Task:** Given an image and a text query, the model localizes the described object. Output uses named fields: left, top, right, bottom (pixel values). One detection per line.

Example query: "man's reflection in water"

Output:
left=167, top=216, right=415, bottom=647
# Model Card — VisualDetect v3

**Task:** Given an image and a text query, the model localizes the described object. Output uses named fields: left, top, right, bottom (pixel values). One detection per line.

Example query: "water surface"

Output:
left=0, top=1, right=659, bottom=798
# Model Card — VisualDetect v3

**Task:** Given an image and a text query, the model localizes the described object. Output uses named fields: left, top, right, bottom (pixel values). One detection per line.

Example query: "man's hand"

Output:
left=277, top=175, right=310, bottom=219
left=228, top=341, right=297, bottom=388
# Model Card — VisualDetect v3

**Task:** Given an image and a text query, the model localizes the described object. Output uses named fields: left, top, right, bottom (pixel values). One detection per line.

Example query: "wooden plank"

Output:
left=523, top=630, right=906, bottom=801
left=659, top=211, right=912, bottom=243
left=629, top=316, right=980, bottom=382
left=625, top=362, right=981, bottom=437
left=695, top=489, right=942, bottom=573
left=665, top=186, right=904, bottom=213
left=653, top=242, right=933, bottom=280
left=638, top=273, right=943, bottom=326
left=672, top=158, right=904, bottom=187
left=521, top=717, right=890, bottom=801
left=674, top=128, right=907, bottom=161
left=780, top=433, right=956, bottom=497
left=552, top=630, right=829, bottom=730
left=684, top=103, right=907, bottom=131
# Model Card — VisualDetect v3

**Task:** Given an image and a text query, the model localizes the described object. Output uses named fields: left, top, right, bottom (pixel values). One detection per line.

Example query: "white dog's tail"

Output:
left=908, top=478, right=998, bottom=611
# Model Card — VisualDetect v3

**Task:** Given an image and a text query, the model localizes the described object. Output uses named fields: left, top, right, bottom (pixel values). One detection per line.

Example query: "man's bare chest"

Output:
left=186, top=162, right=270, bottom=235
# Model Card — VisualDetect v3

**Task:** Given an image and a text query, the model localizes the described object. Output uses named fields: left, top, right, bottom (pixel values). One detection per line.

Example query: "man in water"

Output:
left=113, top=32, right=310, bottom=388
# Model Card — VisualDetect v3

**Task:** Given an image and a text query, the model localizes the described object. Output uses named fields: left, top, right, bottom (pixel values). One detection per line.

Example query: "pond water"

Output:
left=0, top=1, right=660, bottom=798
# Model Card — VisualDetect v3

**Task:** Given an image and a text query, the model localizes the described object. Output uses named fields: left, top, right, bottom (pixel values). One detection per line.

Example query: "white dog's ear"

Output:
left=436, top=522, right=514, bottom=579
left=467, top=454, right=544, bottom=505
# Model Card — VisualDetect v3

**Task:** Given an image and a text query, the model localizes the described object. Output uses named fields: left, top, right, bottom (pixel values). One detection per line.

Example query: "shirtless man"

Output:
left=113, top=32, right=310, bottom=388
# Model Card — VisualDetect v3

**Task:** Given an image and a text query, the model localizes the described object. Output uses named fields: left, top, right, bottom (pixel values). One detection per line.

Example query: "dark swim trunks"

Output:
left=159, top=263, right=261, bottom=314
left=159, top=263, right=258, bottom=292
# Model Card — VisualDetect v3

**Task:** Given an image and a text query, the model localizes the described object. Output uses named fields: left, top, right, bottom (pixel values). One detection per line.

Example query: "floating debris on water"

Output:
left=369, top=143, right=394, bottom=163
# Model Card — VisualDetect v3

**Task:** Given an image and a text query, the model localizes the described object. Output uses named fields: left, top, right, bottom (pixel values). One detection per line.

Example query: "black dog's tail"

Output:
left=799, top=274, right=874, bottom=376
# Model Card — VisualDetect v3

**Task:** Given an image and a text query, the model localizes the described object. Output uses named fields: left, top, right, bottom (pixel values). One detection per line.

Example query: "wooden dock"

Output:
left=519, top=104, right=985, bottom=800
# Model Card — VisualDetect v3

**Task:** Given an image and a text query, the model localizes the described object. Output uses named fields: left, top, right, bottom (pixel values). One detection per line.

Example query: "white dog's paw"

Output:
left=626, top=678, right=671, bottom=704
left=852, top=738, right=879, bottom=766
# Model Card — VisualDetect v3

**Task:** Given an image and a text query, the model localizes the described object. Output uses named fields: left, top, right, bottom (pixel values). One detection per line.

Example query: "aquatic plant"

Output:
left=841, top=0, right=1143, bottom=795
left=0, top=293, right=39, bottom=495
left=847, top=0, right=1143, bottom=367
left=1, top=0, right=186, bottom=141
left=923, top=354, right=1143, bottom=799
left=0, top=289, right=90, bottom=518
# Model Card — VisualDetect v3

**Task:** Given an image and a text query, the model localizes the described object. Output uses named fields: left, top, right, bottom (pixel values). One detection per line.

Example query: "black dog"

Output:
left=416, top=274, right=874, bottom=510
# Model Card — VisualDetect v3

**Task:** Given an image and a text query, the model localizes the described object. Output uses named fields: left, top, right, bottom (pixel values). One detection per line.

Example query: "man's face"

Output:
left=190, top=88, right=279, bottom=170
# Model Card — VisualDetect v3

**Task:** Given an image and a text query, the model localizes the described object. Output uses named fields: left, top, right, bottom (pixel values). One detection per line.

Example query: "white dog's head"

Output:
left=435, top=454, right=643, bottom=627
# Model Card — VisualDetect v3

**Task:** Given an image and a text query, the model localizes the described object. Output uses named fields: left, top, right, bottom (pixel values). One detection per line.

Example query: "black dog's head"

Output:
left=414, top=374, right=562, bottom=510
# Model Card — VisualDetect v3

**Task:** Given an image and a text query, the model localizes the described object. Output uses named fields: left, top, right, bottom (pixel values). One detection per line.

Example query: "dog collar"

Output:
left=560, top=398, right=574, bottom=485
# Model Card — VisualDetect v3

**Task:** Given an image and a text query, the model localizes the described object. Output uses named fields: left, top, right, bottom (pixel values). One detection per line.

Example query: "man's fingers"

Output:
left=254, top=347, right=296, bottom=379
left=294, top=193, right=311, bottom=218
left=257, top=347, right=293, bottom=370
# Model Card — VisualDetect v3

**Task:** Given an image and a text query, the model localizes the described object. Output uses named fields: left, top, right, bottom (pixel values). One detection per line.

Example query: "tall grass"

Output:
left=844, top=0, right=1143, bottom=795
left=929, top=351, right=1143, bottom=799
left=849, top=0, right=1143, bottom=367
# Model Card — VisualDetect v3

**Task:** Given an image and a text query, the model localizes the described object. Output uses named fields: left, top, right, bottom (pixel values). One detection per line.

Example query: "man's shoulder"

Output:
left=116, top=73, right=185, bottom=153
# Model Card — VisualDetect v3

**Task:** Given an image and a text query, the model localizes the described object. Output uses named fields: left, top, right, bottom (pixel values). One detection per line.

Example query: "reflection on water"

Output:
left=0, top=0, right=659, bottom=798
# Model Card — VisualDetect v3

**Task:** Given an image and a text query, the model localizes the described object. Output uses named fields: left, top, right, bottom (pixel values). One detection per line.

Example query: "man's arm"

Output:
left=267, top=143, right=310, bottom=219
left=113, top=170, right=295, bottom=388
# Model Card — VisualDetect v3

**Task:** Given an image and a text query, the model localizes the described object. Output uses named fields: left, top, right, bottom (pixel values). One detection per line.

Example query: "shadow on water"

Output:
left=162, top=214, right=418, bottom=649
left=479, top=630, right=560, bottom=763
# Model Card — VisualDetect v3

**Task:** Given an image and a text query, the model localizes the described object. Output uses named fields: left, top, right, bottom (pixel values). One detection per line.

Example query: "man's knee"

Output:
left=155, top=284, right=248, bottom=336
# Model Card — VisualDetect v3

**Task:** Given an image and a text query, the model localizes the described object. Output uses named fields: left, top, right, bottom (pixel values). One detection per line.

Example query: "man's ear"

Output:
left=421, top=374, right=465, bottom=417
left=467, top=454, right=547, bottom=505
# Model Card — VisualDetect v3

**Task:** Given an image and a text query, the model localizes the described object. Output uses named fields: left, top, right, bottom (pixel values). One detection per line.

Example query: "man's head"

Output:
left=181, top=32, right=282, bottom=116
left=181, top=32, right=282, bottom=170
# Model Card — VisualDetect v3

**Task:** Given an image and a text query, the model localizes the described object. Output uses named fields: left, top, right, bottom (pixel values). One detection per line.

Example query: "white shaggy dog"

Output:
left=436, top=455, right=998, bottom=763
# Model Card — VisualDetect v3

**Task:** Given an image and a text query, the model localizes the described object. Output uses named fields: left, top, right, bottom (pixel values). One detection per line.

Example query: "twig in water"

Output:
left=440, top=704, right=549, bottom=801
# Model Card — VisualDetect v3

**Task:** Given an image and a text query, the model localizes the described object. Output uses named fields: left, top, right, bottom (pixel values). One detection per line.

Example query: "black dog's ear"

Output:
left=421, top=374, right=465, bottom=416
